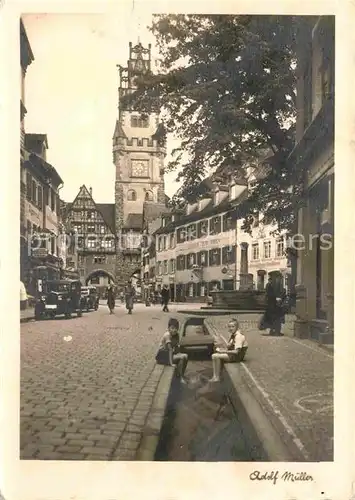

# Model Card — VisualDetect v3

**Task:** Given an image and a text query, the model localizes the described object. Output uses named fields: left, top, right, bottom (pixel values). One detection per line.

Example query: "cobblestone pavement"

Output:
left=207, top=315, right=334, bottom=461
left=20, top=304, right=180, bottom=460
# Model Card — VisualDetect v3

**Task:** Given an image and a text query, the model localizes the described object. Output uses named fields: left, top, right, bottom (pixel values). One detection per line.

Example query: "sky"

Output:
left=22, top=12, right=182, bottom=203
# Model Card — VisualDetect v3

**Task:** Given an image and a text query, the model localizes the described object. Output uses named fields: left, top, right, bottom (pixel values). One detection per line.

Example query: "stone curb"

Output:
left=135, top=365, right=175, bottom=461
left=204, top=321, right=304, bottom=461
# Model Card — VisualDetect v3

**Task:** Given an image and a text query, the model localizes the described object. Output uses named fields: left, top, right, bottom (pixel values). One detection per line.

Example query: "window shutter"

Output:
left=215, top=216, right=221, bottom=234
left=209, top=249, right=214, bottom=265
left=222, top=246, right=228, bottom=264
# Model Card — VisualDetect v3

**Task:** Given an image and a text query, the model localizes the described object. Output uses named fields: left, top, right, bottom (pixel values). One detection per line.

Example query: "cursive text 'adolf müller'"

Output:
left=249, top=470, right=314, bottom=485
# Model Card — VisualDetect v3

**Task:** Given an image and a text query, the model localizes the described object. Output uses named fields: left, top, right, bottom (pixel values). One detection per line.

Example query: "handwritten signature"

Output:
left=249, top=470, right=314, bottom=485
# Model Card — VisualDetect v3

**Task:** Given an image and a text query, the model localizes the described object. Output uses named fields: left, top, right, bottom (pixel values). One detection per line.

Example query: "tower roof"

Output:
left=113, top=120, right=127, bottom=139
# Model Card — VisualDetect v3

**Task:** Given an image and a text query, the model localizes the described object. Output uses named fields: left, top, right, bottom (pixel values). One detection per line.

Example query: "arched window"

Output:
left=145, top=191, right=153, bottom=201
left=127, top=190, right=137, bottom=201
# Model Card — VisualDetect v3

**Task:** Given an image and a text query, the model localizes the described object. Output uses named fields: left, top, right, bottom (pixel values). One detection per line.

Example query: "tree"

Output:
left=126, top=14, right=303, bottom=233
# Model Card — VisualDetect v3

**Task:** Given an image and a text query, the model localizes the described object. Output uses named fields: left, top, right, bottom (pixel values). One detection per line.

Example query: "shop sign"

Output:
left=32, top=248, right=48, bottom=258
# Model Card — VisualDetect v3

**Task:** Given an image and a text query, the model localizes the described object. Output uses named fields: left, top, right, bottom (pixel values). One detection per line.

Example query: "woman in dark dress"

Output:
left=263, top=277, right=283, bottom=335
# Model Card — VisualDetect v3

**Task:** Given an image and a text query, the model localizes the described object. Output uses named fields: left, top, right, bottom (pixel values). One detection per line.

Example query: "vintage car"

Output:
left=81, top=285, right=99, bottom=311
left=179, top=316, right=215, bottom=358
left=34, top=279, right=83, bottom=320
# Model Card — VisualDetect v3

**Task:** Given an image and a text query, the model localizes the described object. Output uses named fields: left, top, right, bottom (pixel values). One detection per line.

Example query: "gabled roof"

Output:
left=97, top=204, right=115, bottom=233
left=124, top=213, right=143, bottom=230
left=67, top=185, right=116, bottom=233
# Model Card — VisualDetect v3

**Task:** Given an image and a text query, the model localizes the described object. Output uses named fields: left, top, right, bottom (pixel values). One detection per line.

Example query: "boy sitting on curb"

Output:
left=155, top=318, right=188, bottom=384
left=209, top=317, right=248, bottom=383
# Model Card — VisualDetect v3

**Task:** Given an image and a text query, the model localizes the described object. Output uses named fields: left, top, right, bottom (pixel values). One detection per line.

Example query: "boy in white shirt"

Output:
left=209, top=318, right=248, bottom=383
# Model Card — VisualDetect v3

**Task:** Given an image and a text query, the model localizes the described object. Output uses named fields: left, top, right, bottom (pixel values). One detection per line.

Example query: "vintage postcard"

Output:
left=0, top=0, right=354, bottom=499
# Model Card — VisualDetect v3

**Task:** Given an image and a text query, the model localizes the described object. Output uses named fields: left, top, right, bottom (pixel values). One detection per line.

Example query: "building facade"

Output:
left=62, top=185, right=117, bottom=293
left=291, top=16, right=334, bottom=343
left=152, top=179, right=289, bottom=302
left=20, top=20, right=66, bottom=296
left=113, top=41, right=167, bottom=285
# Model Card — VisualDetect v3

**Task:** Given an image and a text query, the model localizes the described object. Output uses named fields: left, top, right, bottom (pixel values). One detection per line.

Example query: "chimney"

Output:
left=89, top=187, right=92, bottom=196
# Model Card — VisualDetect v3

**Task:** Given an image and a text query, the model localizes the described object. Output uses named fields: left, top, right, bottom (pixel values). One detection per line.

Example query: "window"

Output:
left=26, top=173, right=32, bottom=200
left=100, top=225, right=105, bottom=234
left=209, top=216, right=221, bottom=235
left=94, top=256, right=106, bottom=264
left=169, top=233, right=175, bottom=248
left=169, top=259, right=176, bottom=273
left=32, top=180, right=37, bottom=204
left=88, top=224, right=95, bottom=233
left=131, top=115, right=149, bottom=128
left=222, top=245, right=236, bottom=264
left=200, top=283, right=207, bottom=296
left=187, top=253, right=196, bottom=268
left=252, top=243, right=260, bottom=260
left=163, top=260, right=168, bottom=274
left=209, top=248, right=221, bottom=266
left=198, top=251, right=208, bottom=267
left=187, top=224, right=197, bottom=241
left=177, top=227, right=186, bottom=244
left=156, top=261, right=162, bottom=275
left=88, top=210, right=95, bottom=220
left=276, top=237, right=285, bottom=258
left=177, top=255, right=186, bottom=271
left=145, top=191, right=153, bottom=201
left=127, top=190, right=137, bottom=201
left=87, top=237, right=96, bottom=249
left=263, top=241, right=271, bottom=259
left=223, top=213, right=234, bottom=232
left=197, top=220, right=208, bottom=238
left=162, top=236, right=167, bottom=250
left=188, top=283, right=194, bottom=297
left=37, top=186, right=43, bottom=210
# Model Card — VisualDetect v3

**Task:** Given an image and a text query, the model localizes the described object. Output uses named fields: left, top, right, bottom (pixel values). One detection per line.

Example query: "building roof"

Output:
left=20, top=19, right=34, bottom=70
left=124, top=213, right=143, bottom=230
left=27, top=152, right=63, bottom=187
left=97, top=203, right=115, bottom=233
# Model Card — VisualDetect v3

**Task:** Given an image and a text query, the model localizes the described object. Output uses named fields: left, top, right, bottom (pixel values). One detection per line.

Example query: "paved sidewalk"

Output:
left=20, top=308, right=35, bottom=322
left=206, top=315, right=334, bottom=461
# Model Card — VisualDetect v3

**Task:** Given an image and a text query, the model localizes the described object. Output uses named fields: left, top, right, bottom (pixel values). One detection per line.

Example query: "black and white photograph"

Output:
left=1, top=1, right=354, bottom=498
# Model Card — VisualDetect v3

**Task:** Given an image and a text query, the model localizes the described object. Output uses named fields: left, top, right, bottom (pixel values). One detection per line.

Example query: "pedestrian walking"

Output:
left=155, top=318, right=188, bottom=383
left=107, top=285, right=115, bottom=314
left=125, top=279, right=135, bottom=314
left=161, top=284, right=170, bottom=312
left=209, top=318, right=248, bottom=383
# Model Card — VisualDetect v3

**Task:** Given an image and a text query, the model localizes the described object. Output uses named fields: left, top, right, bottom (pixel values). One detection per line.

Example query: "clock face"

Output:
left=131, top=160, right=149, bottom=177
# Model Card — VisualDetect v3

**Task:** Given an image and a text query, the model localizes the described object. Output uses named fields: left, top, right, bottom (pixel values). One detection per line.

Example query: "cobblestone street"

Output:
left=20, top=303, right=179, bottom=460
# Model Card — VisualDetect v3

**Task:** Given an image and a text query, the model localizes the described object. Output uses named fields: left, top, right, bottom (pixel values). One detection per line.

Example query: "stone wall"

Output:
left=79, top=253, right=116, bottom=284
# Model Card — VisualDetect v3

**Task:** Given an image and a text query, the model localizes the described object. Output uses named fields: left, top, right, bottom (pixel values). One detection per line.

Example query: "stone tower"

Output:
left=113, top=41, right=167, bottom=286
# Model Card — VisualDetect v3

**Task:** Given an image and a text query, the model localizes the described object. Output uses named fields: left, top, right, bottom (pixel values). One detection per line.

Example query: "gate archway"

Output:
left=85, top=269, right=116, bottom=290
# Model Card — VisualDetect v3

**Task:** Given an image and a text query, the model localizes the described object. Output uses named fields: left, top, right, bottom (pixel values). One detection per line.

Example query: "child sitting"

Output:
left=209, top=318, right=248, bottom=383
left=155, top=318, right=188, bottom=384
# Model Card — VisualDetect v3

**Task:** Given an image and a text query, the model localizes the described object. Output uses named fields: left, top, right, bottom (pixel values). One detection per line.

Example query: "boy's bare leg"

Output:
left=210, top=353, right=229, bottom=382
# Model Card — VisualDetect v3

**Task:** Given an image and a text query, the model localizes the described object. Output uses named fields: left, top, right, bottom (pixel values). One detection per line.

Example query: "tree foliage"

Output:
left=126, top=14, right=304, bottom=233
